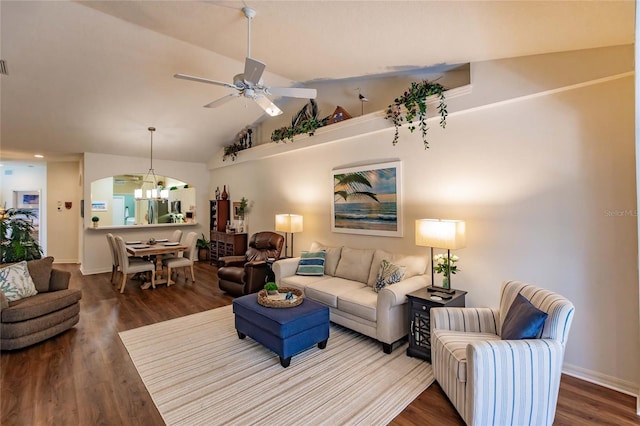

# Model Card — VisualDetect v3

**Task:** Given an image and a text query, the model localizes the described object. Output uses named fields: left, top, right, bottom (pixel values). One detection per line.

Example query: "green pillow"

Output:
left=296, top=251, right=326, bottom=276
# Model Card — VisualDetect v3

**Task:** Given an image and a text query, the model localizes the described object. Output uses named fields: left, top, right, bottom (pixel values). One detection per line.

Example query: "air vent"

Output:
left=0, top=60, right=7, bottom=75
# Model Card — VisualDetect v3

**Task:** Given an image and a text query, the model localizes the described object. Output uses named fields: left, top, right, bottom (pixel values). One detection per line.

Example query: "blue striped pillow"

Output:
left=295, top=251, right=326, bottom=276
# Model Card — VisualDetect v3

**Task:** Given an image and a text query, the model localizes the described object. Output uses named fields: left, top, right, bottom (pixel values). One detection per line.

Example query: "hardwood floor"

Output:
left=1, top=262, right=638, bottom=425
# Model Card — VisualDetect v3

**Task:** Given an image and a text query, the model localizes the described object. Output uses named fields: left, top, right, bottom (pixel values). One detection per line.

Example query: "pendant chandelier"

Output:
left=134, top=127, right=168, bottom=200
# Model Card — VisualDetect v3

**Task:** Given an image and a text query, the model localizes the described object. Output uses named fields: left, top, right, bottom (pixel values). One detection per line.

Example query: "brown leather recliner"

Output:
left=217, top=231, right=284, bottom=297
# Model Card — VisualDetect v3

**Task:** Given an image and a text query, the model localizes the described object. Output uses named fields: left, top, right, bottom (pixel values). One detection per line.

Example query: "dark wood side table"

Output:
left=406, top=287, right=467, bottom=362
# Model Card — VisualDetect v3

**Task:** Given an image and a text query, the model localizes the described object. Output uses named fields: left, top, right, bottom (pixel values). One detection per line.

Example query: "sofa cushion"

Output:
left=432, top=330, right=501, bottom=383
left=374, top=260, right=406, bottom=292
left=305, top=277, right=366, bottom=308
left=367, top=249, right=429, bottom=287
left=501, top=293, right=548, bottom=340
left=0, top=261, right=38, bottom=302
left=296, top=251, right=326, bottom=276
left=334, top=247, right=374, bottom=283
left=26, top=256, right=54, bottom=292
left=337, top=287, right=378, bottom=322
left=280, top=274, right=330, bottom=292
left=309, top=242, right=342, bottom=276
left=1, top=288, right=82, bottom=323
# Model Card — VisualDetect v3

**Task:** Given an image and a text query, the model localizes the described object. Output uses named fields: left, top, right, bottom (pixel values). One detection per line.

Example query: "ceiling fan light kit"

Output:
left=174, top=6, right=316, bottom=117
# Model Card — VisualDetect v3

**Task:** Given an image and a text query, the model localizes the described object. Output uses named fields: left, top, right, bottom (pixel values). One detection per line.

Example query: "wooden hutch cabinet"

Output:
left=209, top=231, right=247, bottom=262
left=209, top=199, right=247, bottom=262
left=210, top=199, right=230, bottom=232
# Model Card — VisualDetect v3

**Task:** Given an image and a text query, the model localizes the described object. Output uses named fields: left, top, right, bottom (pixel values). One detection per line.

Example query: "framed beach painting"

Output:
left=332, top=161, right=403, bottom=237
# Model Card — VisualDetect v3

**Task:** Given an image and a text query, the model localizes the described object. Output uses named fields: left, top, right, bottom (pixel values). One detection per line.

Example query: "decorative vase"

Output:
left=92, top=222, right=98, bottom=228
left=442, top=274, right=450, bottom=290
left=221, top=185, right=228, bottom=200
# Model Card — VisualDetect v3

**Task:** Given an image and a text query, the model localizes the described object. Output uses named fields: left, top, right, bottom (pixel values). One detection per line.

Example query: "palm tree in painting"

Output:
left=334, top=172, right=379, bottom=202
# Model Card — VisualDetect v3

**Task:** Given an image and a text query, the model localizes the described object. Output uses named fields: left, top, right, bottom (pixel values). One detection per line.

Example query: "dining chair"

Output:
left=106, top=233, right=119, bottom=284
left=164, top=231, right=198, bottom=285
left=163, top=229, right=185, bottom=261
left=170, top=229, right=183, bottom=243
left=114, top=236, right=156, bottom=293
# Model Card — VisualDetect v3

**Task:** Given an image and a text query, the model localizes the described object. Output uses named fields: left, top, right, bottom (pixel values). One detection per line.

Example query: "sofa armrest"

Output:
left=431, top=307, right=499, bottom=334
left=49, top=269, right=71, bottom=291
left=272, top=257, right=300, bottom=284
left=466, top=339, right=564, bottom=426
left=218, top=255, right=247, bottom=268
left=375, top=275, right=428, bottom=345
left=377, top=275, right=429, bottom=308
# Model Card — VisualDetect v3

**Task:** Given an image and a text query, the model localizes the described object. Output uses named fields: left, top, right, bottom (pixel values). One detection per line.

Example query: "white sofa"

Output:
left=273, top=242, right=429, bottom=353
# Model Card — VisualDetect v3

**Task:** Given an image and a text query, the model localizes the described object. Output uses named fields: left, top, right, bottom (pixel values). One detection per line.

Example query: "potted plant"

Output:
left=91, top=216, right=100, bottom=228
left=237, top=197, right=248, bottom=219
left=0, top=208, right=43, bottom=263
left=385, top=80, right=448, bottom=149
left=196, top=233, right=210, bottom=261
left=264, top=282, right=278, bottom=296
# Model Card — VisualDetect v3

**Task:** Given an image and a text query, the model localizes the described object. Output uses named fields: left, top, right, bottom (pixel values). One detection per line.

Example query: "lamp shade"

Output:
left=275, top=214, right=303, bottom=233
left=415, top=219, right=466, bottom=249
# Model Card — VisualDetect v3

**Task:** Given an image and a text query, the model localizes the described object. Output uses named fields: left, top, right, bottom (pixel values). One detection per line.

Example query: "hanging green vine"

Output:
left=385, top=80, right=448, bottom=149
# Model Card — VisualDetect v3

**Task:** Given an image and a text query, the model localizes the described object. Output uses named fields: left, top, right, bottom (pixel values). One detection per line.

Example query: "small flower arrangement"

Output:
left=433, top=253, right=460, bottom=276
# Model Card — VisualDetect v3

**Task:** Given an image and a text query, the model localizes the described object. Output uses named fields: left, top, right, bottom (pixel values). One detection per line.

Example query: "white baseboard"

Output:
left=80, top=266, right=111, bottom=275
left=52, top=259, right=79, bottom=264
left=563, top=362, right=639, bottom=397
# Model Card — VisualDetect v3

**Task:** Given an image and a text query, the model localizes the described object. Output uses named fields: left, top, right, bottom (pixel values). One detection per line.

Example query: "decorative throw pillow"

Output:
left=296, top=251, right=327, bottom=276
left=374, top=259, right=406, bottom=293
left=26, top=256, right=53, bottom=292
left=501, top=293, right=548, bottom=340
left=0, top=261, right=38, bottom=302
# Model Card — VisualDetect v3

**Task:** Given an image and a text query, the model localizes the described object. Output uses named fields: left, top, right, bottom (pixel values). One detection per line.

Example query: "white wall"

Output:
left=82, top=152, right=209, bottom=274
left=210, top=46, right=638, bottom=394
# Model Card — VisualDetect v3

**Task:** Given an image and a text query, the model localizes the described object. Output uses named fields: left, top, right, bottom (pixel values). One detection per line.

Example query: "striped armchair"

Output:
left=431, top=280, right=575, bottom=426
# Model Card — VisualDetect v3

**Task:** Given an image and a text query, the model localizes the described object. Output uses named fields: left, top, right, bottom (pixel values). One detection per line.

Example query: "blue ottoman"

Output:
left=233, top=294, right=330, bottom=367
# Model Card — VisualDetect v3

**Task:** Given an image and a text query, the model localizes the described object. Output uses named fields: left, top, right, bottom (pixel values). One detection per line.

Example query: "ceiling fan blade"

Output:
left=243, top=57, right=266, bottom=86
left=174, top=73, right=238, bottom=90
left=254, top=95, right=282, bottom=117
left=204, top=93, right=240, bottom=108
left=267, top=87, right=318, bottom=99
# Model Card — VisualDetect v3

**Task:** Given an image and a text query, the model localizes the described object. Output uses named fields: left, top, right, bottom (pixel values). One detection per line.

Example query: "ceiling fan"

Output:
left=174, top=7, right=317, bottom=117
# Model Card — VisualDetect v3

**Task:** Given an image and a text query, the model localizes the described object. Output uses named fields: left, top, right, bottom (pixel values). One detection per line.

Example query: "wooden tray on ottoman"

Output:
left=257, top=287, right=303, bottom=308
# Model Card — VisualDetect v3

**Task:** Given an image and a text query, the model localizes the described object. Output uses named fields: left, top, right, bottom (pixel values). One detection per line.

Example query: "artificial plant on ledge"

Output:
left=271, top=99, right=329, bottom=143
left=385, top=80, right=448, bottom=149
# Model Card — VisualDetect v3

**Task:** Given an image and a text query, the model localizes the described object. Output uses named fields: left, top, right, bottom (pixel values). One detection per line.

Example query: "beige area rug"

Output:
left=119, top=305, right=434, bottom=425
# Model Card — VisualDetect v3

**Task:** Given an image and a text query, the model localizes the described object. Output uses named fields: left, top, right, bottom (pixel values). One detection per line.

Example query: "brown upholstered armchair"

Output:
left=217, top=231, right=284, bottom=297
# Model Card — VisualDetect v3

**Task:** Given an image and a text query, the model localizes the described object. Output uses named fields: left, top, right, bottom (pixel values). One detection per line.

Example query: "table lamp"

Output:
left=275, top=214, right=303, bottom=258
left=416, top=218, right=466, bottom=293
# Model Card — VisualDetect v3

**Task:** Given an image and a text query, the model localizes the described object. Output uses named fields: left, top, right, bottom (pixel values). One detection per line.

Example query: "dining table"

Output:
left=125, top=240, right=188, bottom=288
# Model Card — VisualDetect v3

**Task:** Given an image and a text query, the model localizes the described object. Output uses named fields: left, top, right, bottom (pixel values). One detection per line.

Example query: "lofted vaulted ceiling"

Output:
left=0, top=1, right=634, bottom=164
